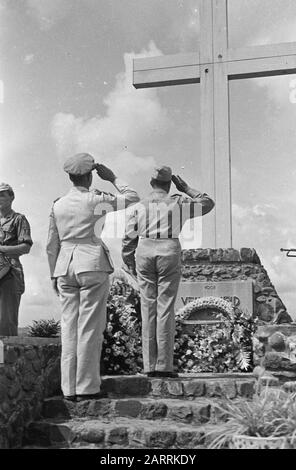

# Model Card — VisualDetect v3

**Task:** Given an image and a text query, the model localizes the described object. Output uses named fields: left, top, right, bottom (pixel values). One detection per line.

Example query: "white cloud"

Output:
left=51, top=41, right=170, bottom=178
left=169, top=1, right=201, bottom=52
left=25, top=0, right=71, bottom=31
left=231, top=166, right=242, bottom=183
left=254, top=74, right=296, bottom=108
left=255, top=17, right=296, bottom=46
left=251, top=19, right=296, bottom=107
left=0, top=80, right=3, bottom=104
left=232, top=203, right=278, bottom=223
left=0, top=0, right=6, bottom=14
left=187, top=5, right=200, bottom=35
left=232, top=202, right=294, bottom=242
left=24, top=53, right=35, bottom=65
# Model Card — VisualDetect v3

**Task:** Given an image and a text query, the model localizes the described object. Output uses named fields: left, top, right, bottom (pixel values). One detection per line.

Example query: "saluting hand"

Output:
left=172, top=175, right=189, bottom=193
left=96, top=164, right=116, bottom=183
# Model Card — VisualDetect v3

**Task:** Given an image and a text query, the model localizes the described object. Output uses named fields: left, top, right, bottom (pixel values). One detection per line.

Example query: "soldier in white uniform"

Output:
left=46, top=153, right=139, bottom=401
left=122, top=167, right=215, bottom=378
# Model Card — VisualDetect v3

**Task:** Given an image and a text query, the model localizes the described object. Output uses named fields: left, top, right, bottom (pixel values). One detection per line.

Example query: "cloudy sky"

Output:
left=1, top=0, right=296, bottom=325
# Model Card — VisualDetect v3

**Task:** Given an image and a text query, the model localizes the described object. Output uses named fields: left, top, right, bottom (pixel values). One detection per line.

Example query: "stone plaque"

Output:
left=176, top=280, right=253, bottom=315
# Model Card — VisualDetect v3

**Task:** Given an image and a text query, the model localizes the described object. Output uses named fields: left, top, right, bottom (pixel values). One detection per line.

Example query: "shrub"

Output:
left=28, top=319, right=61, bottom=338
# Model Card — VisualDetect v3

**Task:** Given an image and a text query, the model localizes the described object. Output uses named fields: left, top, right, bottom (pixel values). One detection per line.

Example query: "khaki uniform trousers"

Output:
left=57, top=260, right=110, bottom=396
left=136, top=238, right=181, bottom=373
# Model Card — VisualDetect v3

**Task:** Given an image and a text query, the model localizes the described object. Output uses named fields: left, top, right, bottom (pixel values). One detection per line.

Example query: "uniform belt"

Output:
left=61, top=237, right=103, bottom=246
left=139, top=236, right=179, bottom=240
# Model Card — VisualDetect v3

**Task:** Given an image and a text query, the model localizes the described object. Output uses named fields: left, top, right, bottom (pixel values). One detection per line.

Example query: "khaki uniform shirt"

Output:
left=0, top=210, right=33, bottom=293
left=122, top=188, right=215, bottom=268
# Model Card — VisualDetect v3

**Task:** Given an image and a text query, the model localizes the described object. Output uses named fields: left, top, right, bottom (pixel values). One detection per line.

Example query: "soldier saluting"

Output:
left=46, top=153, right=139, bottom=401
left=122, top=167, right=214, bottom=378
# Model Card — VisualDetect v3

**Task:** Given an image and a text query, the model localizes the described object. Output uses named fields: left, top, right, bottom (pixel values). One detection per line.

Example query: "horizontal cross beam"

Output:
left=228, top=42, right=296, bottom=79
left=133, top=42, right=296, bottom=88
left=133, top=53, right=200, bottom=88
left=227, top=41, right=296, bottom=62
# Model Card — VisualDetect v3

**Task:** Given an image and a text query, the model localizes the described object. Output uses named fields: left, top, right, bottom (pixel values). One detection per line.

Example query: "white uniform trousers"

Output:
left=136, top=238, right=181, bottom=373
left=57, top=260, right=110, bottom=396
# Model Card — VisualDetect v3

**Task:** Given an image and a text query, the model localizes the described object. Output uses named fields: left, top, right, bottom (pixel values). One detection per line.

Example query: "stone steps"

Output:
left=22, top=374, right=256, bottom=449
left=24, top=416, right=218, bottom=449
left=100, top=374, right=255, bottom=399
left=42, top=396, right=228, bottom=425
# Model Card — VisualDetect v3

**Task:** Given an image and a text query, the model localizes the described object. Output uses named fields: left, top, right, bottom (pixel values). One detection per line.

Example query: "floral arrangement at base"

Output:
left=174, top=297, right=257, bottom=373
left=101, top=280, right=257, bottom=375
left=100, top=281, right=143, bottom=375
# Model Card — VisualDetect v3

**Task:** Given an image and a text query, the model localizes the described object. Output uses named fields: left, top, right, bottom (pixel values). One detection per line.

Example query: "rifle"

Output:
left=280, top=248, right=296, bottom=258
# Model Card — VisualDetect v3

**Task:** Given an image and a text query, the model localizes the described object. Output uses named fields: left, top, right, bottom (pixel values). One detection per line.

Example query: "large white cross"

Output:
left=132, top=0, right=296, bottom=248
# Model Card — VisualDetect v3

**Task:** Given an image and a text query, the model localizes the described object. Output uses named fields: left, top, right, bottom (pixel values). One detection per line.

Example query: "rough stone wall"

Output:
left=181, top=248, right=292, bottom=323
left=0, top=337, right=61, bottom=448
left=253, top=324, right=296, bottom=383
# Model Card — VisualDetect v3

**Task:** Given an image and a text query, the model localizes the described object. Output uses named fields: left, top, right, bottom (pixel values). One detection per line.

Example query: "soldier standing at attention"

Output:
left=122, top=167, right=215, bottom=378
left=0, top=183, right=33, bottom=336
left=46, top=153, right=139, bottom=401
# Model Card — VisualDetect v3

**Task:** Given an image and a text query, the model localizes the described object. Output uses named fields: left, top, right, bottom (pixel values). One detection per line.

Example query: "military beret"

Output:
left=63, top=153, right=96, bottom=175
left=151, top=166, right=172, bottom=182
left=0, top=182, right=14, bottom=194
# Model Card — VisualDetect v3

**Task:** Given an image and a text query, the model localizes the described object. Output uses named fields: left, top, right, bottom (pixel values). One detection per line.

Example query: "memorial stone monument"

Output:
left=180, top=248, right=292, bottom=325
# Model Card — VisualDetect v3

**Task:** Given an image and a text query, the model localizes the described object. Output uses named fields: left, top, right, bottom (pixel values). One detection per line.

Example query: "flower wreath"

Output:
left=175, top=297, right=256, bottom=371
left=176, top=296, right=234, bottom=322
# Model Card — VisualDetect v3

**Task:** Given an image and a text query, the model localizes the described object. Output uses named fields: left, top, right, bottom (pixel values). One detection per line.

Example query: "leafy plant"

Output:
left=205, top=381, right=296, bottom=448
left=28, top=319, right=61, bottom=338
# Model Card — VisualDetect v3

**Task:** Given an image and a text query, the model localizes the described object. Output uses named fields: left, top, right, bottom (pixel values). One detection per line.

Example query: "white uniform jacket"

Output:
left=47, top=179, right=139, bottom=278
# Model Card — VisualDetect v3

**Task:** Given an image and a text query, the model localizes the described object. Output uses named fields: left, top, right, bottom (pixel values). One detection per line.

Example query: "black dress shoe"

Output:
left=145, top=371, right=157, bottom=377
left=63, top=395, right=76, bottom=402
left=76, top=391, right=108, bottom=402
left=154, top=371, right=179, bottom=378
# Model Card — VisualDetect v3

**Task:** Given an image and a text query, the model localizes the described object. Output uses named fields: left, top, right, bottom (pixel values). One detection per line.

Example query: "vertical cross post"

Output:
left=200, top=0, right=232, bottom=248
left=212, top=0, right=232, bottom=248
left=199, top=0, right=216, bottom=248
